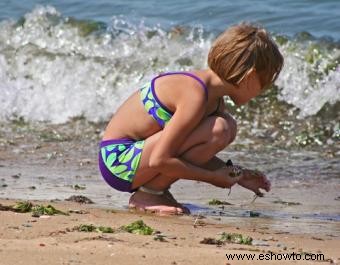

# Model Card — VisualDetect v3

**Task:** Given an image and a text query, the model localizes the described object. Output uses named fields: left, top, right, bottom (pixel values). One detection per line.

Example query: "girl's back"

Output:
left=103, top=89, right=160, bottom=141
left=103, top=71, right=218, bottom=141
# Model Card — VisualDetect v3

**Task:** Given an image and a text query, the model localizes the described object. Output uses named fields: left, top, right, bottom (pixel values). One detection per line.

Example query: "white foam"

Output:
left=0, top=6, right=210, bottom=123
left=276, top=44, right=340, bottom=118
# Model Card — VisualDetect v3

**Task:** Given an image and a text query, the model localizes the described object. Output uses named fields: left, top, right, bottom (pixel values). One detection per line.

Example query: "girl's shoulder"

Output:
left=152, top=71, right=208, bottom=100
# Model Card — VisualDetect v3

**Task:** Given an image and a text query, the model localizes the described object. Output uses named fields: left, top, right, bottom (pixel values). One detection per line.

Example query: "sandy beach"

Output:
left=0, top=198, right=339, bottom=265
left=0, top=120, right=340, bottom=265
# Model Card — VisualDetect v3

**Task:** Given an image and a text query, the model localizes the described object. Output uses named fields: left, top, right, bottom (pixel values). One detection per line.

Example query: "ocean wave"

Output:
left=0, top=5, right=339, bottom=144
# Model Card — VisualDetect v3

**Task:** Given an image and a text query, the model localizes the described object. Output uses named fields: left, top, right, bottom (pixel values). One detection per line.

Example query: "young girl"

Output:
left=99, top=22, right=284, bottom=214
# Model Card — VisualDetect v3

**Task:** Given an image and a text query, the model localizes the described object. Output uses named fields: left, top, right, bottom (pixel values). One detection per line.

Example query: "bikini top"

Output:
left=140, top=72, right=219, bottom=128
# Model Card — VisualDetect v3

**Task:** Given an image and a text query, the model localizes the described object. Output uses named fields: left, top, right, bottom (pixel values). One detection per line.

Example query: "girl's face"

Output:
left=230, top=70, right=263, bottom=105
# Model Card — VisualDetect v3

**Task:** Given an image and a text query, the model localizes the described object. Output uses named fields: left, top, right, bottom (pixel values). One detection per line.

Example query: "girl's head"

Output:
left=208, top=22, right=284, bottom=90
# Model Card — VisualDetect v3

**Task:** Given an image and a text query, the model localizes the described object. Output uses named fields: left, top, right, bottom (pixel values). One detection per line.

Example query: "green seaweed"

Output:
left=97, top=226, right=114, bottom=233
left=121, top=220, right=154, bottom=235
left=12, top=201, right=33, bottom=213
left=9, top=202, right=67, bottom=216
left=324, top=58, right=339, bottom=75
left=75, top=224, right=114, bottom=233
left=305, top=44, right=323, bottom=65
left=65, top=17, right=106, bottom=37
left=31, top=204, right=69, bottom=217
left=274, top=35, right=289, bottom=46
left=76, top=224, right=97, bottom=232
left=208, top=199, right=227, bottom=205
left=220, top=232, right=253, bottom=245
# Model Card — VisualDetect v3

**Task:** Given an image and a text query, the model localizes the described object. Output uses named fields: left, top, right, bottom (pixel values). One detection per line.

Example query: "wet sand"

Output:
left=1, top=135, right=339, bottom=237
left=0, top=198, right=339, bottom=265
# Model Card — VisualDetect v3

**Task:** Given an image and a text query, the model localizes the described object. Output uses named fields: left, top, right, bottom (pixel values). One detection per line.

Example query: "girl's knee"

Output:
left=212, top=116, right=237, bottom=149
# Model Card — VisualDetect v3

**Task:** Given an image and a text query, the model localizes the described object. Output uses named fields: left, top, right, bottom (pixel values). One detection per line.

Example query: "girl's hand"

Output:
left=237, top=169, right=271, bottom=196
left=212, top=167, right=242, bottom=189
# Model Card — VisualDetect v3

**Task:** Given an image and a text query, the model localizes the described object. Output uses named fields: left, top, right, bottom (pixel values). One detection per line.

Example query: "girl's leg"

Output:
left=132, top=115, right=237, bottom=189
left=129, top=115, right=237, bottom=214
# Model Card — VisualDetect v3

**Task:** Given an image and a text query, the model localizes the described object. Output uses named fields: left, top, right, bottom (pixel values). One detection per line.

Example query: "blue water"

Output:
left=0, top=0, right=339, bottom=40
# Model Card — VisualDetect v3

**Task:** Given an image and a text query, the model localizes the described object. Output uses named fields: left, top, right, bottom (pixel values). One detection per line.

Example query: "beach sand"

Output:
left=0, top=121, right=339, bottom=264
left=0, top=198, right=339, bottom=265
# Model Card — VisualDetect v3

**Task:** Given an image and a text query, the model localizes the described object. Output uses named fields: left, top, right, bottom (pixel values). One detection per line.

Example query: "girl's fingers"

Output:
left=255, top=189, right=264, bottom=197
left=262, top=175, right=271, bottom=192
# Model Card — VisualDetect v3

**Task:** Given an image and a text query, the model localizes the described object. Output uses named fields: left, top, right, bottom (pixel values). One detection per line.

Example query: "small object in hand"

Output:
left=225, top=160, right=242, bottom=178
left=226, top=159, right=233, bottom=167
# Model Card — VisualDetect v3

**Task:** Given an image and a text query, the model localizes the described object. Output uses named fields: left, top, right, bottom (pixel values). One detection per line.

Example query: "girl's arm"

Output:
left=148, top=86, right=239, bottom=188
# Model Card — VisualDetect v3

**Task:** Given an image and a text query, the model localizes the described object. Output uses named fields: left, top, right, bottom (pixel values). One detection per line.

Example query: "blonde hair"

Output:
left=208, top=22, right=284, bottom=88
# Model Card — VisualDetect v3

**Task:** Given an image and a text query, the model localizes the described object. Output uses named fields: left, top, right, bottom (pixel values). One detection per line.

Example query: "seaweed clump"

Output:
left=31, top=204, right=69, bottom=217
left=200, top=232, right=253, bottom=246
left=74, top=224, right=114, bottom=233
left=121, top=220, right=154, bottom=235
left=220, top=232, right=253, bottom=245
left=208, top=199, right=232, bottom=206
left=0, top=201, right=68, bottom=217
left=12, top=201, right=34, bottom=213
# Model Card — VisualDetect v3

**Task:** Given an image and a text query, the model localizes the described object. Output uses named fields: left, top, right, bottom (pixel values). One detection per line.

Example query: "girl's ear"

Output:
left=237, top=67, right=256, bottom=85
left=246, top=68, right=260, bottom=88
left=245, top=67, right=257, bottom=79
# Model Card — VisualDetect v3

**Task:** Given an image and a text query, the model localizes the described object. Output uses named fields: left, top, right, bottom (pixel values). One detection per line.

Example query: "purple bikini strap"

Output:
left=152, top=72, right=208, bottom=100
left=100, top=138, right=134, bottom=147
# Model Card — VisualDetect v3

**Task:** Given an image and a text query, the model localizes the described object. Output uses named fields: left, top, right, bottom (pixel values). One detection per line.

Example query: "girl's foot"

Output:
left=164, top=190, right=190, bottom=214
left=129, top=189, right=189, bottom=215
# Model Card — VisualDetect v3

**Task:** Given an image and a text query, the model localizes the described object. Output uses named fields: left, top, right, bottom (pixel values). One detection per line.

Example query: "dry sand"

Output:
left=0, top=198, right=339, bottom=265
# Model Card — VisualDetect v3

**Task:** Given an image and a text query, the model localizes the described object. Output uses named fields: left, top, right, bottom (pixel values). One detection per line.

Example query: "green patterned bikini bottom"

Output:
left=99, top=138, right=145, bottom=193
